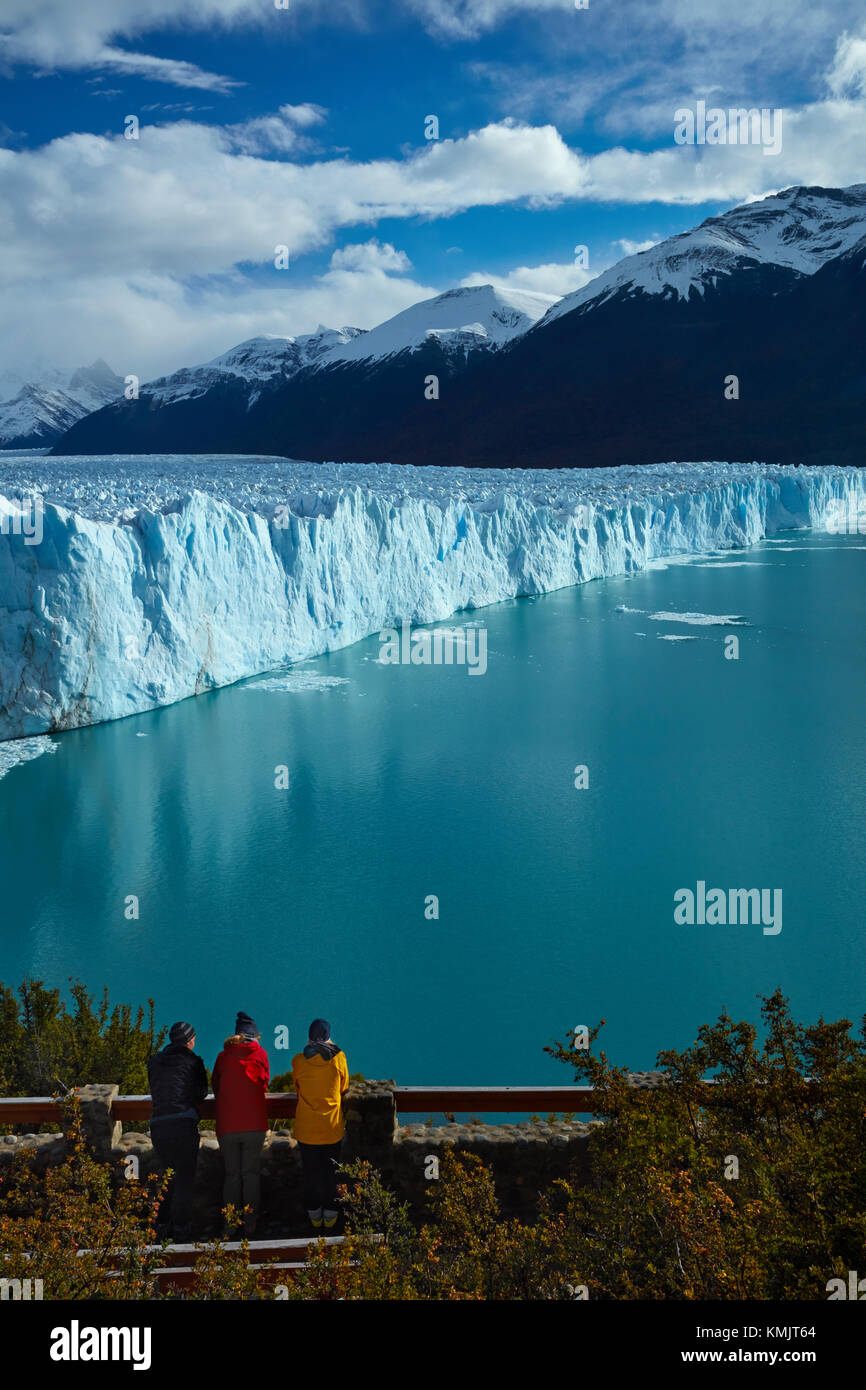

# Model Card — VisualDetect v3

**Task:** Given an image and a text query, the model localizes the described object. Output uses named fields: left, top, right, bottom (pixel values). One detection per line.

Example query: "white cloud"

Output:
left=0, top=0, right=265, bottom=89
left=405, top=0, right=572, bottom=40
left=141, top=102, right=215, bottom=114
left=279, top=103, right=328, bottom=130
left=0, top=119, right=595, bottom=294
left=0, top=257, right=439, bottom=383
left=2, top=0, right=864, bottom=123
left=826, top=31, right=866, bottom=97
left=329, top=240, right=412, bottom=273
left=614, top=237, right=659, bottom=256
left=0, top=0, right=535, bottom=74
left=464, top=2, right=866, bottom=147
left=1, top=89, right=865, bottom=376
left=94, top=46, right=242, bottom=93
left=461, top=260, right=598, bottom=296
left=225, top=104, right=328, bottom=156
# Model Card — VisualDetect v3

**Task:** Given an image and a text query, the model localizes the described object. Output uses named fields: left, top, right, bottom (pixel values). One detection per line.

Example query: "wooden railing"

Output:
left=0, top=1080, right=822, bottom=1128
left=5, top=1236, right=365, bottom=1288
left=0, top=1085, right=604, bottom=1125
left=137, top=1236, right=349, bottom=1288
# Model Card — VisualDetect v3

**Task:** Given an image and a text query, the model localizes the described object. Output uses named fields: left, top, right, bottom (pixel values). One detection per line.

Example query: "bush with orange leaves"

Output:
left=0, top=1097, right=165, bottom=1299
left=2, top=991, right=863, bottom=1300
left=0, top=1099, right=278, bottom=1300
left=295, top=991, right=866, bottom=1300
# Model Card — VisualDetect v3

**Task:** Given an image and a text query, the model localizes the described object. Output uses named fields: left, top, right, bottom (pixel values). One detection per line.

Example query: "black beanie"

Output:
left=236, top=1011, right=259, bottom=1038
left=169, top=1021, right=195, bottom=1045
left=308, top=1018, right=331, bottom=1042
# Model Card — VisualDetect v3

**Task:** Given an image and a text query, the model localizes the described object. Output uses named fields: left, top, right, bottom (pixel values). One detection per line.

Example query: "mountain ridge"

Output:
left=51, top=184, right=866, bottom=467
left=0, top=359, right=123, bottom=450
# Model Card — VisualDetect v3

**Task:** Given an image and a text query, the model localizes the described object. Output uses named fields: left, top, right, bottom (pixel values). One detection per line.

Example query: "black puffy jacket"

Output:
left=148, top=1043, right=209, bottom=1120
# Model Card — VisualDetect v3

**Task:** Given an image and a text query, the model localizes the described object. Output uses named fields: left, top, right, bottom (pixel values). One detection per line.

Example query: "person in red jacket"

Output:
left=211, top=1012, right=270, bottom=1236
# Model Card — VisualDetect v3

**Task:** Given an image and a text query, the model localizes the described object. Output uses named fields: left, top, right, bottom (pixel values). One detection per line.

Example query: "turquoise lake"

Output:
left=2, top=530, right=865, bottom=1090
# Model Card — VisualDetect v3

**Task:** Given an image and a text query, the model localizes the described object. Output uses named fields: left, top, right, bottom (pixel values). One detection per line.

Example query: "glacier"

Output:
left=1, top=455, right=865, bottom=740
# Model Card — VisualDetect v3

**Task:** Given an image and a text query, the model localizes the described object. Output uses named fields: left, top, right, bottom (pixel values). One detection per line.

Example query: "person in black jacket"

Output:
left=147, top=1021, right=209, bottom=1242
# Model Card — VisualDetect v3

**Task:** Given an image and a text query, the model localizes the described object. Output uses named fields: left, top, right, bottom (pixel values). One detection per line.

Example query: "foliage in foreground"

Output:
left=0, top=1099, right=166, bottom=1299
left=0, top=1099, right=275, bottom=1300
left=300, top=991, right=866, bottom=1300
left=541, top=988, right=866, bottom=1300
left=1, top=991, right=863, bottom=1299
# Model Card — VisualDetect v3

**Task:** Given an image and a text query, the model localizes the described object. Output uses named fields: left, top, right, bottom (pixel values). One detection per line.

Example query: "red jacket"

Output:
left=212, top=1037, right=270, bottom=1136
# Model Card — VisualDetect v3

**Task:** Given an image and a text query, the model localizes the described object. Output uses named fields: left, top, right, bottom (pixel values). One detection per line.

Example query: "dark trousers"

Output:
left=218, top=1130, right=266, bottom=1221
left=299, top=1141, right=343, bottom=1211
left=151, top=1117, right=200, bottom=1237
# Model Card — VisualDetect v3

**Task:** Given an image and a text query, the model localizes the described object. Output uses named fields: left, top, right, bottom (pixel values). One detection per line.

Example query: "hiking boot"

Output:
left=323, top=1210, right=339, bottom=1231
left=308, top=1208, right=323, bottom=1230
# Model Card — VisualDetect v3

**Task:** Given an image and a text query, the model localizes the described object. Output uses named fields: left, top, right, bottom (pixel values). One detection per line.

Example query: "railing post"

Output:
left=75, top=1083, right=121, bottom=1160
left=342, top=1080, right=397, bottom=1176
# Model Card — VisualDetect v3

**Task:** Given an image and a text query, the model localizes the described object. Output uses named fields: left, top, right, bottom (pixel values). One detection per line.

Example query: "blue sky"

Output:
left=1, top=0, right=865, bottom=377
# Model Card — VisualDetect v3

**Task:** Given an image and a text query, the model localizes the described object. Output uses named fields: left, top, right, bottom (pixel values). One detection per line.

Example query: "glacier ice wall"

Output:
left=1, top=459, right=865, bottom=739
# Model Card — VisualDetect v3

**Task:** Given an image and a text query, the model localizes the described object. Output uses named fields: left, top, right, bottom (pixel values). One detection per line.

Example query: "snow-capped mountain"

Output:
left=331, top=284, right=556, bottom=362
left=392, top=182, right=866, bottom=469
left=53, top=285, right=553, bottom=450
left=51, top=184, right=866, bottom=467
left=543, top=183, right=866, bottom=322
left=146, top=327, right=365, bottom=407
left=0, top=360, right=123, bottom=449
left=53, top=285, right=556, bottom=456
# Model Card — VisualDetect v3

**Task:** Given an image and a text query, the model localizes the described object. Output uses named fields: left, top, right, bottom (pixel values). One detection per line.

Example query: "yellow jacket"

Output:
left=292, top=1049, right=349, bottom=1144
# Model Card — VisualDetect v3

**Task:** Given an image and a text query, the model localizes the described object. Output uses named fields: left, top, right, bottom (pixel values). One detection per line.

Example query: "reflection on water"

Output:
left=2, top=532, right=865, bottom=1085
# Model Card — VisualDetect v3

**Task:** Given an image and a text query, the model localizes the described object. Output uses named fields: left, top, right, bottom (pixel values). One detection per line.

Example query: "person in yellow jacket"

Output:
left=292, top=1018, right=349, bottom=1231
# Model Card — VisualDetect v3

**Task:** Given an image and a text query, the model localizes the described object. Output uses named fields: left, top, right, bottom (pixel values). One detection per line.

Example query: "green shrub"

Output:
left=0, top=978, right=165, bottom=1097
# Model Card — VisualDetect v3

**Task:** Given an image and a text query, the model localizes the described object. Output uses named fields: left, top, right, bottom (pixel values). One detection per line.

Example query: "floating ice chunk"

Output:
left=648, top=611, right=748, bottom=626
left=243, top=672, right=348, bottom=693
left=0, top=735, right=56, bottom=780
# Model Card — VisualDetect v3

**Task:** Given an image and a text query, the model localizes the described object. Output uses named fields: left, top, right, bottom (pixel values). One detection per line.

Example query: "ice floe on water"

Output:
left=242, top=672, right=349, bottom=693
left=0, top=735, right=56, bottom=780
left=617, top=606, right=748, bottom=626
left=648, top=611, right=749, bottom=626
left=761, top=545, right=866, bottom=552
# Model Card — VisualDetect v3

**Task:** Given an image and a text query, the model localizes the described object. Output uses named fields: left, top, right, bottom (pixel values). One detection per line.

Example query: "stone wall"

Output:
left=0, top=1078, right=667, bottom=1234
